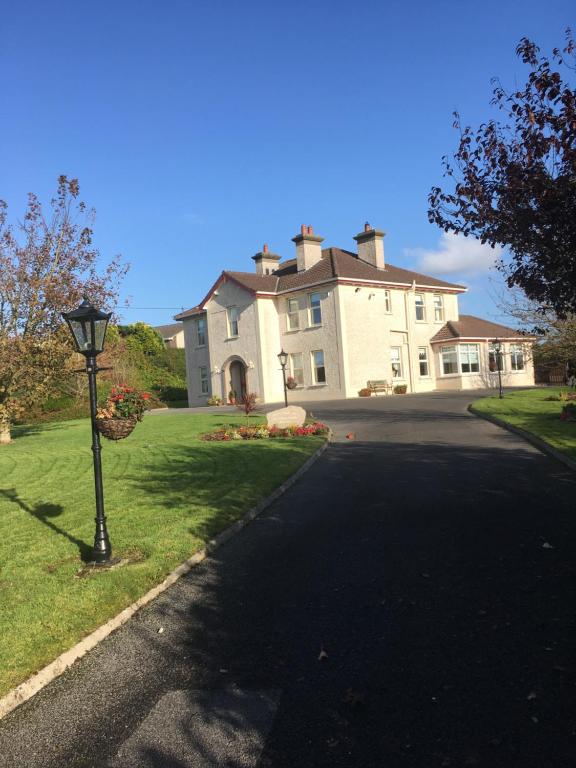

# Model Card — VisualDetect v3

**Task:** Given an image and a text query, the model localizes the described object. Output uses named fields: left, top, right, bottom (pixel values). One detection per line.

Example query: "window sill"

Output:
left=284, top=328, right=301, bottom=334
left=224, top=336, right=239, bottom=342
left=305, top=324, right=323, bottom=331
left=309, top=383, right=327, bottom=388
left=195, top=345, right=206, bottom=351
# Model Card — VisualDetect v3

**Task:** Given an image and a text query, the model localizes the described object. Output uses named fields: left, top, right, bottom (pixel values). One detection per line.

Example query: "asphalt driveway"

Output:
left=1, top=391, right=575, bottom=768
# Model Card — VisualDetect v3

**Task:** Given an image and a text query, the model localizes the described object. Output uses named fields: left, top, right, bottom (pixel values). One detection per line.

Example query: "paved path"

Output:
left=1, top=392, right=575, bottom=767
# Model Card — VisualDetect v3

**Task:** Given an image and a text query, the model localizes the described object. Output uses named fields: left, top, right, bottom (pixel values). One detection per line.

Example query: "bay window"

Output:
left=441, top=345, right=458, bottom=375
left=460, top=344, right=480, bottom=373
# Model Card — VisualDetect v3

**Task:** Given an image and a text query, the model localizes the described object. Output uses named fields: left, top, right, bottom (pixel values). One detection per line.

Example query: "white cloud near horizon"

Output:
left=406, top=232, right=503, bottom=276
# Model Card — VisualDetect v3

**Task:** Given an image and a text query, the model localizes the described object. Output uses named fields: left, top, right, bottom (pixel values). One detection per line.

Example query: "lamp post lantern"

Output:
left=493, top=338, right=504, bottom=399
left=62, top=298, right=113, bottom=564
left=277, top=350, right=288, bottom=407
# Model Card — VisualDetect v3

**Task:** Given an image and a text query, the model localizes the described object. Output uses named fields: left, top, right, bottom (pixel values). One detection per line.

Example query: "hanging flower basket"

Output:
left=286, top=376, right=298, bottom=390
left=96, top=415, right=138, bottom=441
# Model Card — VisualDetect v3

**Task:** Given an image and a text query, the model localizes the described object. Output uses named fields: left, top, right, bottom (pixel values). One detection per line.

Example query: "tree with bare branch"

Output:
left=0, top=176, right=127, bottom=442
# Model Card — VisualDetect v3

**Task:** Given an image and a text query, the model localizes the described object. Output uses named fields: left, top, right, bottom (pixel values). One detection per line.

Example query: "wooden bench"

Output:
left=367, top=379, right=393, bottom=395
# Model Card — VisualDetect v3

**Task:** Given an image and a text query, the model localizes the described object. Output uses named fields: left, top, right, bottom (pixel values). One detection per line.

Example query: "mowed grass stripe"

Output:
left=0, top=413, right=323, bottom=695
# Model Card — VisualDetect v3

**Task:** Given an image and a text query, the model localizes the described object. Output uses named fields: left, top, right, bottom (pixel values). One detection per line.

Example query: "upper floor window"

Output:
left=227, top=307, right=239, bottom=337
left=488, top=343, right=504, bottom=372
left=290, top=352, right=304, bottom=386
left=433, top=295, right=444, bottom=322
left=391, top=346, right=403, bottom=378
left=199, top=366, right=209, bottom=394
left=415, top=294, right=425, bottom=321
left=197, top=317, right=206, bottom=346
left=441, top=345, right=458, bottom=375
left=312, top=349, right=326, bottom=383
left=309, top=293, right=322, bottom=326
left=418, top=347, right=429, bottom=377
left=510, top=344, right=525, bottom=371
left=460, top=343, right=480, bottom=373
left=384, top=290, right=391, bottom=313
left=287, top=298, right=300, bottom=330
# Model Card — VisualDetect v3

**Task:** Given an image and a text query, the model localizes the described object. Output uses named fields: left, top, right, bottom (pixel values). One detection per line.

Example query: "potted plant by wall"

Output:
left=96, top=386, right=150, bottom=440
left=358, top=388, right=372, bottom=397
left=228, top=389, right=237, bottom=404
left=393, top=384, right=407, bottom=395
left=286, top=376, right=298, bottom=390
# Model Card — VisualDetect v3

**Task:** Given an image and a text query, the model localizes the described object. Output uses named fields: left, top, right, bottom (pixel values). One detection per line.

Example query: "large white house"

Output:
left=175, top=224, right=534, bottom=405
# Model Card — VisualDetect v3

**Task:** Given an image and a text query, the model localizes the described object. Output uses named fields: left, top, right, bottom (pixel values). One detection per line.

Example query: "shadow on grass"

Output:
left=10, top=421, right=84, bottom=439
left=0, top=488, right=93, bottom=562
left=127, top=439, right=321, bottom=545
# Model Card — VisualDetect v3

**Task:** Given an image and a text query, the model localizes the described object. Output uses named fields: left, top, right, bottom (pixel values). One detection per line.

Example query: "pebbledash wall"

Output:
left=178, top=224, right=535, bottom=406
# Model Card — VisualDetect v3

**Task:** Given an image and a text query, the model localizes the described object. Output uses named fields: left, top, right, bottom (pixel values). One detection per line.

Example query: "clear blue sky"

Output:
left=1, top=0, right=573, bottom=326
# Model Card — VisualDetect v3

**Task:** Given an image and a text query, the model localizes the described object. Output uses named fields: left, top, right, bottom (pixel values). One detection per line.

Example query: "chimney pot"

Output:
left=364, top=221, right=371, bottom=232
left=263, top=243, right=268, bottom=253
left=301, top=224, right=306, bottom=235
left=308, top=225, right=313, bottom=235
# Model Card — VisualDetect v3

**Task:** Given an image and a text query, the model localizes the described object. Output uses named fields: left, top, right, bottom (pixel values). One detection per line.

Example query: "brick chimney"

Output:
left=252, top=243, right=281, bottom=275
left=292, top=225, right=324, bottom=272
left=353, top=222, right=385, bottom=269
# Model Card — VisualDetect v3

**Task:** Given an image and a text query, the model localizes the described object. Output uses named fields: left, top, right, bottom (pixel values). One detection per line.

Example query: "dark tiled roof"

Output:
left=175, top=247, right=466, bottom=319
left=274, top=248, right=466, bottom=292
left=154, top=323, right=184, bottom=337
left=430, top=315, right=534, bottom=343
left=174, top=305, right=204, bottom=320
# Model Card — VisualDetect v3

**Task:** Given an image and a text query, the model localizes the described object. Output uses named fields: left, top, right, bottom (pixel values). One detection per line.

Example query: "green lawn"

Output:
left=472, top=387, right=576, bottom=461
left=0, top=413, right=323, bottom=697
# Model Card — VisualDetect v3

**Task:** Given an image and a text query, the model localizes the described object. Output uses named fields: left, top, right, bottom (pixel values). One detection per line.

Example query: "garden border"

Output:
left=0, top=433, right=331, bottom=721
left=468, top=404, right=576, bottom=473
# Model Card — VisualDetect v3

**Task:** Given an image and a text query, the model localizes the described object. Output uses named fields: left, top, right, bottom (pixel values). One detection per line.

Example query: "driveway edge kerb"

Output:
left=468, top=404, right=576, bottom=472
left=0, top=434, right=331, bottom=721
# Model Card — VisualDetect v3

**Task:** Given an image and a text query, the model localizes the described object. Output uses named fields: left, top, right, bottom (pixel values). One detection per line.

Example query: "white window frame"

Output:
left=510, top=343, right=525, bottom=371
left=415, top=293, right=426, bottom=322
left=418, top=347, right=429, bottom=377
left=433, top=294, right=444, bottom=322
left=227, top=306, right=239, bottom=338
left=391, top=346, right=403, bottom=379
left=311, top=349, right=326, bottom=384
left=197, top=317, right=206, bottom=347
left=289, top=352, right=304, bottom=386
left=287, top=298, right=300, bottom=330
left=199, top=366, right=208, bottom=395
left=441, top=345, right=459, bottom=375
left=460, top=343, right=480, bottom=374
left=309, top=292, right=322, bottom=326
left=384, top=289, right=391, bottom=313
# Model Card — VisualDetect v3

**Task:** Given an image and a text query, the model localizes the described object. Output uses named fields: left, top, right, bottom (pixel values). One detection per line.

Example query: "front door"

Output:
left=229, top=361, right=246, bottom=401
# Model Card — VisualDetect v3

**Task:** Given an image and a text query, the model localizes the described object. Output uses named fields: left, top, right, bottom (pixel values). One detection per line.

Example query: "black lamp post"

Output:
left=493, top=338, right=504, bottom=399
left=278, top=350, right=288, bottom=407
left=62, top=298, right=113, bottom=564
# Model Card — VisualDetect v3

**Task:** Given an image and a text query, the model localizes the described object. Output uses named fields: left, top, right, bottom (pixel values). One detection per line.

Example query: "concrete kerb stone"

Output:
left=468, top=404, right=576, bottom=473
left=0, top=433, right=332, bottom=721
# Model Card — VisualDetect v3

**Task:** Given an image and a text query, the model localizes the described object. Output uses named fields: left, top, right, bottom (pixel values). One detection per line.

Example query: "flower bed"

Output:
left=201, top=422, right=329, bottom=441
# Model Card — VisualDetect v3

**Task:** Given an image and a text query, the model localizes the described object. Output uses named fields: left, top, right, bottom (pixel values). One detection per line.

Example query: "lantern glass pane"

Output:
left=93, top=317, right=109, bottom=352
left=70, top=319, right=91, bottom=352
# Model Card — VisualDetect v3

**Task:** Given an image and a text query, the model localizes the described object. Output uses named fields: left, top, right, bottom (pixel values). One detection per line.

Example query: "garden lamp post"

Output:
left=62, top=298, right=113, bottom=564
left=493, top=338, right=504, bottom=399
left=278, top=350, right=288, bottom=407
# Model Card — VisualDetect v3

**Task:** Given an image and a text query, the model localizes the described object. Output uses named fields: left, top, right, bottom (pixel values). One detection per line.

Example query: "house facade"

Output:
left=175, top=224, right=534, bottom=405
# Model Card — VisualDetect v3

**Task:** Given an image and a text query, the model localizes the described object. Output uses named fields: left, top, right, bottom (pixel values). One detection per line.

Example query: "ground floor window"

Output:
left=441, top=345, right=458, bottom=375
left=199, top=366, right=208, bottom=394
left=418, top=347, right=429, bottom=376
left=510, top=343, right=525, bottom=371
left=311, top=350, right=326, bottom=384
left=391, top=346, right=402, bottom=378
left=460, top=343, right=480, bottom=373
left=290, top=352, right=304, bottom=385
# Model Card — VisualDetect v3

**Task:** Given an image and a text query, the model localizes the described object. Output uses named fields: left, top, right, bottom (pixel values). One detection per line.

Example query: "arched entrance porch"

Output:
left=225, top=357, right=247, bottom=403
